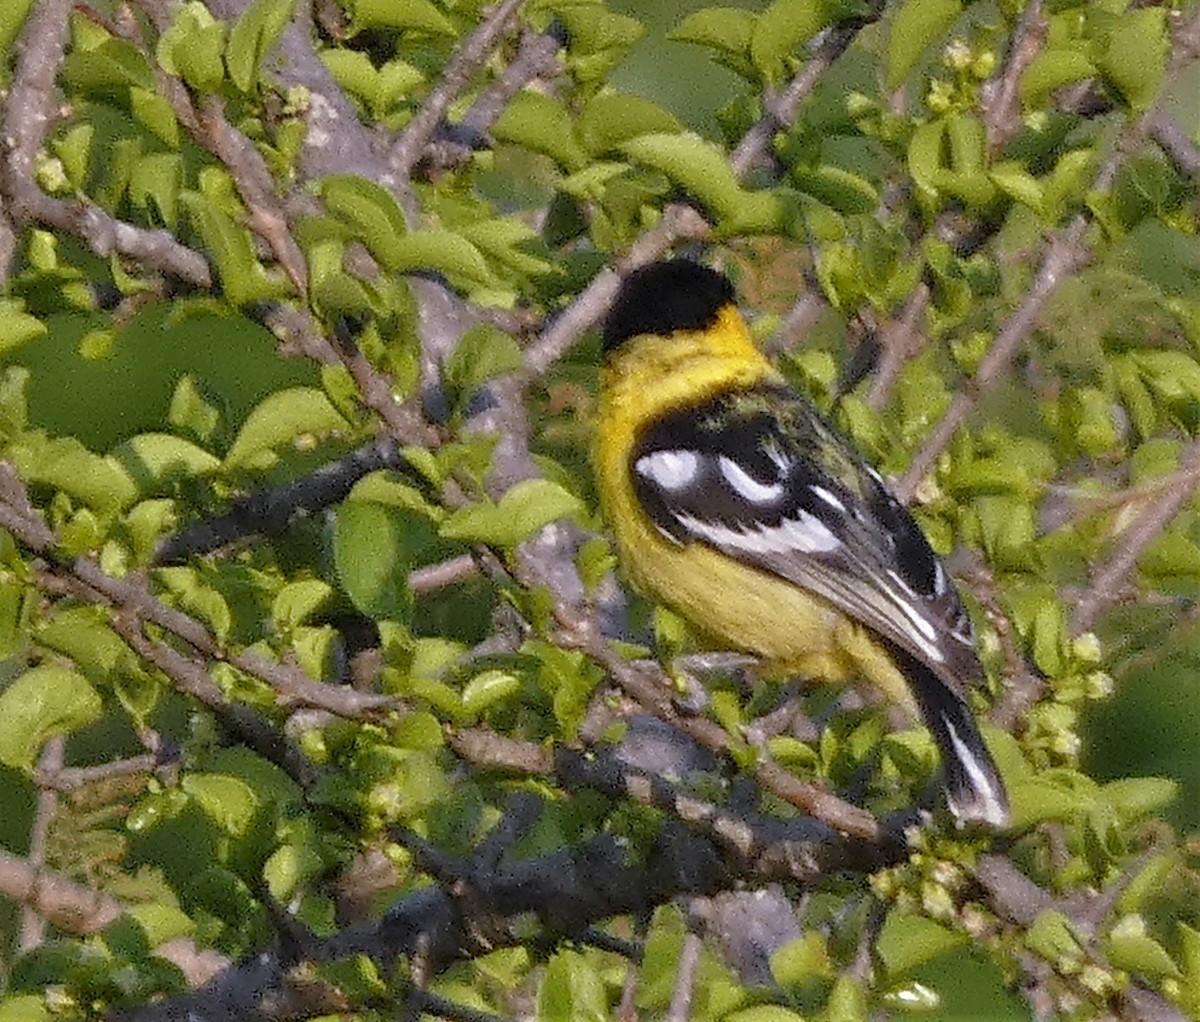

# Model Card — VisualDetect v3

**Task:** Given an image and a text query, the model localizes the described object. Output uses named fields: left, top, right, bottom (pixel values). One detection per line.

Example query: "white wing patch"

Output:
left=718, top=455, right=785, bottom=505
left=943, top=719, right=1009, bottom=827
left=810, top=485, right=845, bottom=512
left=679, top=511, right=840, bottom=555
left=636, top=449, right=700, bottom=491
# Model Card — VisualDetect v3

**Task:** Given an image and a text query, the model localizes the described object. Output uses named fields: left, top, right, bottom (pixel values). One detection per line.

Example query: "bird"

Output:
left=593, top=258, right=1009, bottom=827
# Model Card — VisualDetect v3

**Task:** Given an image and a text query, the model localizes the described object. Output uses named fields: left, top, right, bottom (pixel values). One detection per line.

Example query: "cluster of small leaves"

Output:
left=0, top=0, right=1196, bottom=1020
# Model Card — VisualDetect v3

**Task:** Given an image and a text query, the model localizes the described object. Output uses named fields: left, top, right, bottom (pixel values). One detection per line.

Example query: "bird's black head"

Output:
left=601, top=260, right=735, bottom=356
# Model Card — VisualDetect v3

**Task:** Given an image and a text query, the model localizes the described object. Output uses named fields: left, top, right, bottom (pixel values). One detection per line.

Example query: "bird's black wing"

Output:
left=629, top=383, right=983, bottom=696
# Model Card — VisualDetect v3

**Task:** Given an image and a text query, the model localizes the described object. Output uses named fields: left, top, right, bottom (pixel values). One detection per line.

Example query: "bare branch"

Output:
left=20, top=737, right=64, bottom=950
left=1148, top=110, right=1200, bottom=177
left=0, top=848, right=121, bottom=935
left=731, top=1, right=886, bottom=177
left=982, top=0, right=1046, bottom=153
left=390, top=0, right=527, bottom=177
left=1072, top=439, right=1200, bottom=633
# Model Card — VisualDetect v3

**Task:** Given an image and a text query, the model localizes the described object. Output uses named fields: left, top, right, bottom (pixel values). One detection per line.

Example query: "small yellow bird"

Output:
left=595, top=259, right=1009, bottom=827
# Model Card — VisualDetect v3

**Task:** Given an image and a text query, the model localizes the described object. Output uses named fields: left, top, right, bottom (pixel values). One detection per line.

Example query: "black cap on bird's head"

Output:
left=602, top=260, right=735, bottom=355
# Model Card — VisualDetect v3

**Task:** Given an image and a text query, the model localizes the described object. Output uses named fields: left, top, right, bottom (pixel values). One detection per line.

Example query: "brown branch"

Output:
left=524, top=3, right=890, bottom=376
left=1148, top=110, right=1200, bottom=177
left=865, top=284, right=932, bottom=411
left=0, top=848, right=121, bottom=936
left=730, top=1, right=886, bottom=178
left=559, top=612, right=883, bottom=841
left=1072, top=439, right=1200, bottom=633
left=418, top=26, right=565, bottom=176
left=982, top=0, right=1047, bottom=154
left=390, top=0, right=527, bottom=177
left=194, top=96, right=309, bottom=296
left=894, top=212, right=1097, bottom=502
left=35, top=754, right=161, bottom=793
left=20, top=737, right=64, bottom=950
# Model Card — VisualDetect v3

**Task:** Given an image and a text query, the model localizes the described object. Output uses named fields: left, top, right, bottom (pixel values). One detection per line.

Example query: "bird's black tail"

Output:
left=888, top=644, right=1010, bottom=828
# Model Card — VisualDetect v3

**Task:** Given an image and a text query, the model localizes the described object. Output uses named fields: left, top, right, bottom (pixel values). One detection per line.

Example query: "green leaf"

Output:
left=333, top=501, right=428, bottom=621
left=223, top=386, right=349, bottom=471
left=52, top=123, right=94, bottom=191
left=1097, top=9, right=1167, bottom=112
left=492, top=92, right=588, bottom=172
left=226, top=0, right=295, bottom=92
left=391, top=711, right=444, bottom=750
left=156, top=567, right=233, bottom=641
left=0, top=996, right=53, bottom=1022
left=990, top=161, right=1043, bottom=213
left=348, top=0, right=455, bottom=35
left=130, top=87, right=181, bottom=148
left=461, top=670, right=522, bottom=721
left=8, top=434, right=138, bottom=514
left=263, top=840, right=324, bottom=903
left=791, top=165, right=878, bottom=214
left=770, top=932, right=832, bottom=987
left=1105, top=914, right=1180, bottom=978
left=272, top=579, right=335, bottom=630
left=390, top=230, right=495, bottom=289
left=110, top=433, right=220, bottom=492
left=124, top=901, right=196, bottom=945
left=0, top=300, right=47, bottom=356
left=156, top=2, right=227, bottom=93
left=907, top=118, right=945, bottom=202
left=0, top=2, right=36, bottom=69
left=877, top=912, right=967, bottom=977
left=129, top=153, right=184, bottom=229
left=182, top=772, right=259, bottom=835
left=1102, top=777, right=1177, bottom=819
left=887, top=0, right=961, bottom=88
left=827, top=975, right=868, bottom=1022
left=579, top=94, right=682, bottom=157
left=537, top=948, right=607, bottom=1022
left=724, top=1009, right=807, bottom=1022
left=182, top=191, right=287, bottom=305
left=456, top=218, right=558, bottom=279
left=168, top=375, right=221, bottom=442
left=0, top=665, right=102, bottom=770
left=555, top=6, right=644, bottom=82
left=751, top=0, right=829, bottom=84
left=316, top=174, right=410, bottom=266
left=62, top=38, right=156, bottom=94
left=1008, top=774, right=1094, bottom=828
left=620, top=132, right=745, bottom=222
left=1019, top=49, right=1095, bottom=107
left=444, top=324, right=523, bottom=403
left=440, top=479, right=583, bottom=548
left=670, top=8, right=756, bottom=59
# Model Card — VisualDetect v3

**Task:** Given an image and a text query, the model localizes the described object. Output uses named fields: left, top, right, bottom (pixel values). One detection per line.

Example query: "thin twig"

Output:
left=982, top=0, right=1046, bottom=153
left=665, top=932, right=703, bottom=1022
left=390, top=0, right=527, bottom=176
left=20, top=737, right=64, bottom=950
left=1072, top=439, right=1200, bottom=633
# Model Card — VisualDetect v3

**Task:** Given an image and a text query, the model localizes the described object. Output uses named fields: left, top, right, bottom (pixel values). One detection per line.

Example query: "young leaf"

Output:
left=0, top=665, right=102, bottom=770
left=439, top=479, right=583, bottom=549
left=227, top=0, right=296, bottom=92
left=333, top=501, right=428, bottom=621
left=887, top=0, right=961, bottom=88
left=223, top=387, right=349, bottom=471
